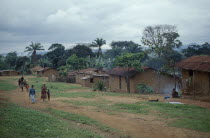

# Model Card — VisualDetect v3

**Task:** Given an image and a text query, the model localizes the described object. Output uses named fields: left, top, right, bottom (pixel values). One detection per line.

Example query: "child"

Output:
left=47, top=89, right=50, bottom=101
left=25, top=83, right=29, bottom=92
left=29, top=85, right=36, bottom=103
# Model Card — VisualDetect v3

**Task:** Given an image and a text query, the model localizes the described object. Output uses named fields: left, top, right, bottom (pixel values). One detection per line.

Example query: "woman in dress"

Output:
left=41, top=84, right=47, bottom=101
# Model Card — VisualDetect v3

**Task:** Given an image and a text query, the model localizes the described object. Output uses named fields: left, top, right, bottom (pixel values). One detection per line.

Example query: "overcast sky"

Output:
left=0, top=0, right=210, bottom=54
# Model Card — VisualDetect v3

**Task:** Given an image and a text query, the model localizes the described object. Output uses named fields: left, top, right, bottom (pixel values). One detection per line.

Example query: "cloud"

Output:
left=0, top=0, right=210, bottom=53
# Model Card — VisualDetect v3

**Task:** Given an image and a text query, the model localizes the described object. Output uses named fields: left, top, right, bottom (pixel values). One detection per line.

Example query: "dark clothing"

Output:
left=47, top=90, right=50, bottom=101
left=41, top=86, right=47, bottom=100
left=29, top=88, right=36, bottom=96
left=172, top=90, right=179, bottom=98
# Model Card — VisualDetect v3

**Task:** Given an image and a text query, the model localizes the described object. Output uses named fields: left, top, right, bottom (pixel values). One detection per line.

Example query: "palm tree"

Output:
left=91, top=38, right=106, bottom=57
left=25, top=42, right=44, bottom=63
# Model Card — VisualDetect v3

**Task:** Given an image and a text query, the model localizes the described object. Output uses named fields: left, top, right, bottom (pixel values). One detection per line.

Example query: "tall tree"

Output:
left=91, top=38, right=106, bottom=57
left=24, top=42, right=44, bottom=63
left=5, top=52, right=18, bottom=69
left=182, top=42, right=210, bottom=57
left=142, top=25, right=182, bottom=57
left=46, top=43, right=65, bottom=68
left=66, top=54, right=86, bottom=70
left=72, top=44, right=94, bottom=58
left=110, top=41, right=143, bottom=53
left=115, top=53, right=144, bottom=93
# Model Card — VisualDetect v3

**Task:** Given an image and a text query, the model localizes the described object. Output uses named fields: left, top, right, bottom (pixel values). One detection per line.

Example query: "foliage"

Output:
left=115, top=53, right=144, bottom=70
left=90, top=38, right=106, bottom=57
left=0, top=102, right=100, bottom=138
left=46, top=43, right=65, bottom=69
left=115, top=53, right=144, bottom=93
left=136, top=83, right=154, bottom=94
left=15, top=56, right=30, bottom=73
left=93, top=80, right=106, bottom=91
left=86, top=56, right=114, bottom=69
left=66, top=54, right=86, bottom=70
left=48, top=43, right=65, bottom=51
left=182, top=42, right=210, bottom=57
left=5, top=52, right=18, bottom=69
left=25, top=42, right=44, bottom=63
left=71, top=44, right=94, bottom=58
left=142, top=25, right=182, bottom=57
left=111, top=41, right=143, bottom=53
left=38, top=57, right=52, bottom=68
left=57, top=66, right=69, bottom=77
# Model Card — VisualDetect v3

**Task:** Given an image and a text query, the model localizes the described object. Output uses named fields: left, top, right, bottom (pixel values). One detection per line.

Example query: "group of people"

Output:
left=18, top=76, right=29, bottom=92
left=18, top=76, right=50, bottom=104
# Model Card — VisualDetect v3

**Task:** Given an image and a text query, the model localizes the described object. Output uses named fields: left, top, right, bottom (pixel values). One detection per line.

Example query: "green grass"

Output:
left=46, top=108, right=115, bottom=133
left=110, top=101, right=210, bottom=132
left=62, top=99, right=111, bottom=107
left=144, top=102, right=210, bottom=132
left=0, top=80, right=17, bottom=91
left=0, top=102, right=101, bottom=138
left=28, top=77, right=84, bottom=92
left=54, top=91, right=97, bottom=98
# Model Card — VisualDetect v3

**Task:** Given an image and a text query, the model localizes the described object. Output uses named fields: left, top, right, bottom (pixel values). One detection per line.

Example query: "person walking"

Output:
left=41, top=84, right=47, bottom=101
left=29, top=85, right=36, bottom=103
left=47, top=89, right=50, bottom=101
left=20, top=80, right=24, bottom=92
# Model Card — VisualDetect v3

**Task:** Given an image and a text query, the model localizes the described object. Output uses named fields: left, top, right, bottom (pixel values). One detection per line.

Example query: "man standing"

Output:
left=29, top=85, right=36, bottom=103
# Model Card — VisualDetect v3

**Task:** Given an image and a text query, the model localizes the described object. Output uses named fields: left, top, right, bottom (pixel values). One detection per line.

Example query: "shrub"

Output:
left=136, top=83, right=154, bottom=94
left=93, top=80, right=106, bottom=91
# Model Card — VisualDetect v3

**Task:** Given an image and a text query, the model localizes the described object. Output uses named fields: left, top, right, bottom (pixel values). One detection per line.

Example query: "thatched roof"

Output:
left=107, top=66, right=152, bottom=77
left=176, top=56, right=210, bottom=72
left=30, top=66, right=44, bottom=72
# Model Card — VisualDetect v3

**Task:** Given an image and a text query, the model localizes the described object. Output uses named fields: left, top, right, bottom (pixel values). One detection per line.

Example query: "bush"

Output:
left=136, top=83, right=154, bottom=94
left=93, top=80, right=106, bottom=91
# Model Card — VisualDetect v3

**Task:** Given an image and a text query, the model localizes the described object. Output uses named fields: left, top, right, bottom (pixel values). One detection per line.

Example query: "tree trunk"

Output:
left=98, top=47, right=102, bottom=57
left=173, top=66, right=176, bottom=90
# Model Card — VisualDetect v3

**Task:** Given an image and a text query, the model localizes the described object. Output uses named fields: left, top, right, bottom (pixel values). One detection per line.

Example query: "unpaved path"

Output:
left=1, top=79, right=210, bottom=138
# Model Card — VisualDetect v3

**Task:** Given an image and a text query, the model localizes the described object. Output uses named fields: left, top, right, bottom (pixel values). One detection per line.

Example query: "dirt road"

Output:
left=1, top=80, right=210, bottom=138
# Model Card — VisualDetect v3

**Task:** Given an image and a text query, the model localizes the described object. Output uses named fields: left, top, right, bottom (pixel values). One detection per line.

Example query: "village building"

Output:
left=67, top=71, right=77, bottom=83
left=37, top=67, right=58, bottom=77
left=75, top=68, right=99, bottom=84
left=80, top=74, right=109, bottom=88
left=107, top=67, right=179, bottom=94
left=176, top=56, right=210, bottom=95
left=75, top=68, right=109, bottom=88
left=30, top=66, right=44, bottom=75
left=0, top=70, right=20, bottom=76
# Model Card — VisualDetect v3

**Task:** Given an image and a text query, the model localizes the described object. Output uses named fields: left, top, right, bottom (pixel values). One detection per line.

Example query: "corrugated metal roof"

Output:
left=176, top=56, right=210, bottom=72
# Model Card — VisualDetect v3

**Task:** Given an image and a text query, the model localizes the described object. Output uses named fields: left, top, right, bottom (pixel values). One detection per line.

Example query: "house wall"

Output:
left=1, top=71, right=19, bottom=76
left=109, top=75, right=128, bottom=93
left=39, top=69, right=58, bottom=77
left=76, top=73, right=86, bottom=84
left=109, top=69, right=178, bottom=94
left=181, top=69, right=210, bottom=95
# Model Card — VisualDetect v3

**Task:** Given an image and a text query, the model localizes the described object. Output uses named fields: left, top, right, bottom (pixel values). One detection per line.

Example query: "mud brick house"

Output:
left=176, top=56, right=210, bottom=95
left=80, top=74, right=109, bottom=88
left=37, top=67, right=58, bottom=77
left=30, top=66, right=44, bottom=75
left=67, top=71, right=77, bottom=83
left=75, top=68, right=99, bottom=84
left=75, top=68, right=109, bottom=88
left=107, top=67, right=179, bottom=94
left=0, top=70, right=20, bottom=76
